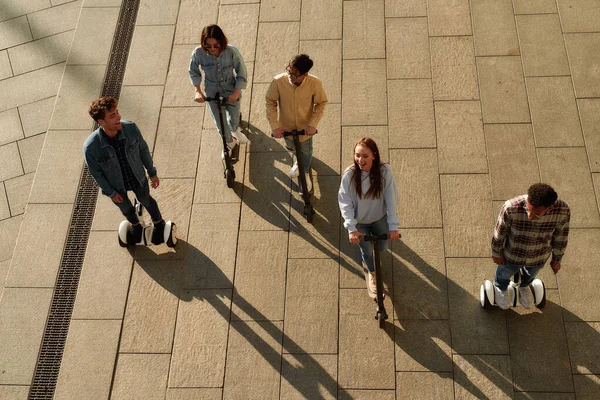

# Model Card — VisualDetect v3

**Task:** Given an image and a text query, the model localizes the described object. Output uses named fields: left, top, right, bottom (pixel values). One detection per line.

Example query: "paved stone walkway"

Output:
left=1, top=0, right=600, bottom=399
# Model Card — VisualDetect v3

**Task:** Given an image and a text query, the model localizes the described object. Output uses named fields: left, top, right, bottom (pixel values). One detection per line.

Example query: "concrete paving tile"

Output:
left=0, top=108, right=23, bottom=145
left=0, top=259, right=10, bottom=288
left=280, top=354, right=337, bottom=399
left=300, top=0, right=342, bottom=40
left=240, top=152, right=291, bottom=231
left=18, top=97, right=54, bottom=137
left=385, top=0, right=426, bottom=17
left=68, top=8, right=118, bottom=65
left=453, top=354, right=514, bottom=399
left=49, top=65, right=104, bottom=130
left=259, top=0, right=300, bottom=21
left=341, top=125, right=388, bottom=169
left=18, top=134, right=45, bottom=174
left=428, top=0, right=472, bottom=36
left=431, top=37, right=479, bottom=100
left=28, top=1, right=82, bottom=40
left=508, top=290, right=573, bottom=391
left=0, top=63, right=64, bottom=112
left=122, top=25, right=174, bottom=86
left=342, top=59, right=387, bottom=125
left=184, top=204, right=239, bottom=289
left=5, top=203, right=71, bottom=287
left=446, top=258, right=510, bottom=354
left=152, top=108, right=201, bottom=178
left=338, top=390, right=395, bottom=399
left=0, top=143, right=23, bottom=181
left=119, top=260, right=181, bottom=353
left=72, top=231, right=133, bottom=319
left=5, top=173, right=34, bottom=216
left=231, top=231, right=287, bottom=321
left=54, top=319, right=121, bottom=400
left=82, top=0, right=122, bottom=6
left=386, top=18, right=430, bottom=79
left=0, top=16, right=32, bottom=49
left=471, top=0, right=519, bottom=56
left=283, top=259, right=338, bottom=353
left=10, top=31, right=72, bottom=76
left=166, top=389, right=222, bottom=400
left=0, top=0, right=51, bottom=22
left=485, top=124, right=539, bottom=201
left=0, top=215, right=22, bottom=262
left=477, top=56, right=531, bottom=123
left=579, top=100, right=600, bottom=172
left=387, top=79, right=435, bottom=148
left=219, top=3, right=259, bottom=62
left=174, top=0, right=218, bottom=45
left=310, top=103, right=341, bottom=174
left=564, top=33, right=600, bottom=98
left=136, top=0, right=179, bottom=25
left=514, top=394, right=575, bottom=400
left=396, top=372, right=454, bottom=399
left=527, top=77, right=584, bottom=146
left=118, top=86, right=163, bottom=150
left=169, top=289, right=231, bottom=387
left=394, top=320, right=453, bottom=372
left=595, top=174, right=600, bottom=206
left=343, top=0, right=385, bottom=60
left=163, top=45, right=201, bottom=108
left=0, top=386, right=28, bottom=400
left=516, top=15, right=570, bottom=77
left=111, top=354, right=170, bottom=400
left=435, top=101, right=488, bottom=173
left=90, top=189, right=133, bottom=231
left=513, top=0, right=557, bottom=13
left=339, top=289, right=395, bottom=389
left=0, top=50, right=12, bottom=79
left=538, top=148, right=600, bottom=228
left=392, top=229, right=448, bottom=319
left=573, top=375, right=600, bottom=399
left=222, top=0, right=259, bottom=3
left=0, top=288, right=52, bottom=385
left=254, top=22, right=299, bottom=83
left=566, top=322, right=600, bottom=374
left=299, top=40, right=342, bottom=104
left=223, top=320, right=283, bottom=400
left=0, top=184, right=9, bottom=220
left=247, top=83, right=276, bottom=149
left=557, top=0, right=600, bottom=33
left=558, top=229, right=600, bottom=321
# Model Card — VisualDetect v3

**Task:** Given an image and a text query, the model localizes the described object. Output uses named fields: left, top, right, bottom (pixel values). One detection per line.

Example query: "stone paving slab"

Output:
left=220, top=3, right=259, bottom=62
left=123, top=25, right=175, bottom=86
left=578, top=99, right=600, bottom=172
left=0, top=386, right=28, bottom=400
left=342, top=59, right=387, bottom=126
left=18, top=97, right=55, bottom=138
left=343, top=0, right=385, bottom=60
left=0, top=215, right=22, bottom=262
left=280, top=354, right=337, bottom=399
left=259, top=0, right=300, bottom=22
left=430, top=36, right=478, bottom=101
left=396, top=372, right=454, bottom=399
left=394, top=320, right=453, bottom=372
left=5, top=173, right=34, bottom=216
left=557, top=0, right=600, bottom=33
left=18, top=134, right=45, bottom=174
left=27, top=1, right=81, bottom=40
left=0, top=63, right=64, bottom=112
left=0, top=50, right=11, bottom=80
left=0, top=16, right=32, bottom=49
left=385, top=0, right=427, bottom=17
left=68, top=7, right=119, bottom=65
left=174, top=0, right=217, bottom=45
left=564, top=33, right=600, bottom=99
left=0, top=142, right=23, bottom=181
left=136, top=0, right=179, bottom=25
left=0, top=0, right=50, bottom=21
left=513, top=0, right=557, bottom=14
left=163, top=45, right=200, bottom=108
left=300, top=0, right=342, bottom=40
left=385, top=17, right=430, bottom=79
left=338, top=389, right=394, bottom=400
left=471, top=0, right=519, bottom=56
left=0, top=108, right=23, bottom=146
left=311, top=104, right=341, bottom=174
left=565, top=321, right=600, bottom=374
left=573, top=374, right=600, bottom=399
left=299, top=40, right=342, bottom=104
left=0, top=186, right=9, bottom=220
left=254, top=22, right=299, bottom=84
left=427, top=0, right=472, bottom=36
left=166, top=388, right=222, bottom=400
left=453, top=354, right=514, bottom=399
left=111, top=354, right=170, bottom=400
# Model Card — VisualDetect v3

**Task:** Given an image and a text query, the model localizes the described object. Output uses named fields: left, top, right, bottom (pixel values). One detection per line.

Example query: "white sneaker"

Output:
left=231, top=129, right=249, bottom=144
left=303, top=172, right=312, bottom=193
left=494, top=286, right=510, bottom=310
left=289, top=162, right=299, bottom=178
left=519, top=286, right=533, bottom=309
left=368, top=271, right=377, bottom=294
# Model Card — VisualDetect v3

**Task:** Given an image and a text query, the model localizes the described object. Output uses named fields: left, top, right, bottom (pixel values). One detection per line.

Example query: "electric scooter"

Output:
left=480, top=270, right=546, bottom=309
left=283, top=130, right=315, bottom=223
left=205, top=93, right=239, bottom=189
left=364, top=233, right=389, bottom=329
left=117, top=199, right=177, bottom=248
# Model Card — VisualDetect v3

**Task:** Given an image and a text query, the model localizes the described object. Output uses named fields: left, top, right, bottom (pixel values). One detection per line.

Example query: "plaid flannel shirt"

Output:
left=491, top=195, right=570, bottom=267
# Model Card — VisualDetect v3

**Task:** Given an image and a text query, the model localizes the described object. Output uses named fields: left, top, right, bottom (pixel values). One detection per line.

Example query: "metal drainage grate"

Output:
left=29, top=1, right=140, bottom=398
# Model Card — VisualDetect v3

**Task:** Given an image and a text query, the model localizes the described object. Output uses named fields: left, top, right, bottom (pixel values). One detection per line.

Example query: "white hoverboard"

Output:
left=480, top=278, right=546, bottom=309
left=118, top=220, right=177, bottom=248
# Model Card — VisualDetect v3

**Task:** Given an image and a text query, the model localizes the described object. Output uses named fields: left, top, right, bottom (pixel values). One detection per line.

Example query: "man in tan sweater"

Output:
left=266, top=54, right=328, bottom=192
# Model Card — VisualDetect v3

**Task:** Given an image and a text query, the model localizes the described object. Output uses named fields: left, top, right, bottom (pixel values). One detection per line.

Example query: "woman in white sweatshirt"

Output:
left=338, top=137, right=400, bottom=294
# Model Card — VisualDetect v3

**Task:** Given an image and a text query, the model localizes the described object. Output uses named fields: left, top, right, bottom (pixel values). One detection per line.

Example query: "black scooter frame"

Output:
left=364, top=233, right=389, bottom=329
left=205, top=93, right=238, bottom=188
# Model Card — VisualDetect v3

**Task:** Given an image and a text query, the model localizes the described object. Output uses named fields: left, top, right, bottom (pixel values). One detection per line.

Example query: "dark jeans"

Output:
left=113, top=181, right=162, bottom=225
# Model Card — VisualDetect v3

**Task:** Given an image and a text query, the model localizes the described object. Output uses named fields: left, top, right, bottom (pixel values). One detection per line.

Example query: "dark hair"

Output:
left=352, top=137, right=383, bottom=199
left=289, top=54, right=313, bottom=75
left=200, top=24, right=228, bottom=52
left=89, top=96, right=118, bottom=121
left=527, top=183, right=558, bottom=207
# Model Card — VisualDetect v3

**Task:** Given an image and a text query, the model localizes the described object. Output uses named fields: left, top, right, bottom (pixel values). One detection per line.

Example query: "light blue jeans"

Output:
left=207, top=96, right=241, bottom=143
left=355, top=215, right=389, bottom=272
left=494, top=261, right=544, bottom=291
left=284, top=136, right=313, bottom=171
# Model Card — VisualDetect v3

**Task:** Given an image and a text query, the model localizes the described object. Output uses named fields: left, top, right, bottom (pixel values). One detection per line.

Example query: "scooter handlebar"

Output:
left=283, top=129, right=305, bottom=137
left=364, top=233, right=389, bottom=242
left=204, top=96, right=227, bottom=104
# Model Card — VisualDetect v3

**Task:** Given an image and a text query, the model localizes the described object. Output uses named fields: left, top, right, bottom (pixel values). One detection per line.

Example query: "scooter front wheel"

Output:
left=377, top=312, right=386, bottom=329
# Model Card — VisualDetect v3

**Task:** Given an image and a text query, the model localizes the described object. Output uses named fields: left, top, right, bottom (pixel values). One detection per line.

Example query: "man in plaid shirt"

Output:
left=491, top=183, right=570, bottom=309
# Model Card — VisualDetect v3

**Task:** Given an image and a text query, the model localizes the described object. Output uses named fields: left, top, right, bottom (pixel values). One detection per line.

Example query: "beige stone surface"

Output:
left=435, top=101, right=488, bottom=173
left=564, top=33, right=600, bottom=98
left=428, top=0, right=472, bottom=36
left=514, top=393, right=575, bottom=400
left=446, top=258, right=510, bottom=354
left=0, top=259, right=9, bottom=288
left=0, top=143, right=23, bottom=182
left=254, top=22, right=299, bottom=83
left=386, top=17, right=430, bottom=79
left=573, top=374, right=600, bottom=399
left=0, top=50, right=11, bottom=80
left=5, top=173, right=34, bottom=216
left=385, top=0, right=426, bottom=17
left=310, top=103, right=341, bottom=174
left=341, top=125, right=388, bottom=169
left=300, top=0, right=342, bottom=40
left=118, top=85, right=164, bottom=150
left=0, top=16, right=32, bottom=49
left=231, top=231, right=287, bottom=321
left=0, top=386, right=28, bottom=400
left=342, top=59, right=387, bottom=125
left=430, top=37, right=478, bottom=100
left=54, top=320, right=121, bottom=400
left=394, top=320, right=452, bottom=372
left=566, top=322, right=600, bottom=374
left=0, top=288, right=52, bottom=385
left=343, top=0, right=385, bottom=60
left=339, top=390, right=395, bottom=399
left=18, top=133, right=45, bottom=173
left=123, top=25, right=175, bottom=85
left=280, top=354, right=337, bottom=399
left=28, top=1, right=82, bottom=40
left=0, top=185, right=9, bottom=220
left=5, top=203, right=71, bottom=287
left=72, top=231, right=133, bottom=319
left=111, top=354, right=170, bottom=400
left=299, top=40, right=342, bottom=104
left=7, top=31, right=74, bottom=75
left=396, top=372, right=454, bottom=399
left=259, top=0, right=300, bottom=21
left=169, top=289, right=231, bottom=387
left=163, top=45, right=200, bottom=107
left=0, top=0, right=50, bottom=21
left=477, top=56, right=531, bottom=123
left=174, top=0, right=217, bottom=44
left=223, top=320, right=283, bottom=400
left=579, top=99, right=600, bottom=172
left=485, top=124, right=539, bottom=201
left=0, top=108, right=23, bottom=145
left=471, top=0, right=519, bottom=56
left=136, top=0, right=179, bottom=25
left=166, top=389, right=222, bottom=400
left=90, top=189, right=131, bottom=231
left=283, top=259, right=338, bottom=353
left=247, top=83, right=274, bottom=148
left=0, top=63, right=64, bottom=112
left=68, top=7, right=119, bottom=65
left=219, top=3, right=260, bottom=62
left=453, top=354, right=514, bottom=399
left=387, top=80, right=435, bottom=148
left=18, top=97, right=55, bottom=137
left=339, top=289, right=395, bottom=389
left=0, top=215, right=23, bottom=262
left=513, top=0, right=557, bottom=13
left=538, top=148, right=600, bottom=228
left=557, top=0, right=600, bottom=33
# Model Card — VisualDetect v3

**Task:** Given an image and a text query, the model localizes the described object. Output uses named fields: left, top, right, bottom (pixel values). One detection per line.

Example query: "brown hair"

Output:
left=88, top=96, right=118, bottom=121
left=352, top=137, right=384, bottom=199
left=200, top=25, right=228, bottom=52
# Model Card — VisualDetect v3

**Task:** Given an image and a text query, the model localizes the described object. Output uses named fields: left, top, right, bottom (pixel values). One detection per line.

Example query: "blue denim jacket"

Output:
left=82, top=120, right=156, bottom=198
left=189, top=45, right=247, bottom=97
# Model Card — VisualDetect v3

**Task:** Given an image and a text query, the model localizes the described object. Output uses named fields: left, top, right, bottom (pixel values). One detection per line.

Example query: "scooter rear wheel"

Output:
left=225, top=168, right=235, bottom=188
left=166, top=222, right=177, bottom=248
